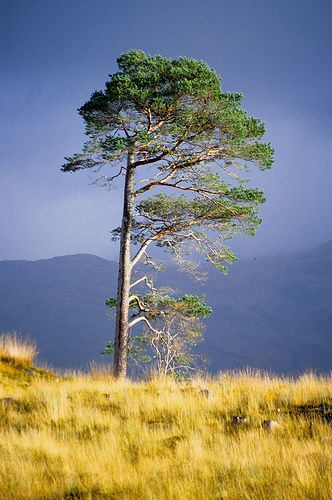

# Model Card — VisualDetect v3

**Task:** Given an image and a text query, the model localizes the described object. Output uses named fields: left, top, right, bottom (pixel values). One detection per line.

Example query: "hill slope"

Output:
left=0, top=243, right=331, bottom=373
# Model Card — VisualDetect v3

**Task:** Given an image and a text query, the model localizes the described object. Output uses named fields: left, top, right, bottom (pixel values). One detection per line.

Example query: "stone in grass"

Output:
left=232, top=416, right=250, bottom=426
left=147, top=421, right=173, bottom=430
left=262, top=420, right=280, bottom=431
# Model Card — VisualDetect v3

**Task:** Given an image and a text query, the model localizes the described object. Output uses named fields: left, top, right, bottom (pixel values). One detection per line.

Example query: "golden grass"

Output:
left=0, top=367, right=331, bottom=499
left=0, top=332, right=37, bottom=367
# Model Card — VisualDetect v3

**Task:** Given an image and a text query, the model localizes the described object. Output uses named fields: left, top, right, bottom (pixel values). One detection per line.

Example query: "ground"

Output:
left=0, top=336, right=331, bottom=499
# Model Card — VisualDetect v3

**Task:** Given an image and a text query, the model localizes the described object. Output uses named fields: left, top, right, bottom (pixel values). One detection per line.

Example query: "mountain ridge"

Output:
left=0, top=242, right=331, bottom=374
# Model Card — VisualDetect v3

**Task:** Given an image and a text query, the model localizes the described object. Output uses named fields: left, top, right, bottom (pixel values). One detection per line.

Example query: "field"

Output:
left=0, top=335, right=331, bottom=499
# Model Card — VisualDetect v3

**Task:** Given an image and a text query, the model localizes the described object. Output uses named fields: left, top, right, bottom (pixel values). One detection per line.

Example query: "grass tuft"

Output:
left=0, top=332, right=38, bottom=367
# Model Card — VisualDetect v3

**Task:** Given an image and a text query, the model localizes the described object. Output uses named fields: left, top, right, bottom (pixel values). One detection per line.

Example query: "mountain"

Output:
left=185, top=240, right=332, bottom=374
left=0, top=242, right=331, bottom=373
left=0, top=254, right=118, bottom=369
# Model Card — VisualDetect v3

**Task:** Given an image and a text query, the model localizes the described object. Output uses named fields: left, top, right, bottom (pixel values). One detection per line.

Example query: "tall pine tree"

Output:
left=62, top=50, right=274, bottom=377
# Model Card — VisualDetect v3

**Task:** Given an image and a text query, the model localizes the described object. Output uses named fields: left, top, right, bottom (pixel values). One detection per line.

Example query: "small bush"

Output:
left=0, top=332, right=37, bottom=367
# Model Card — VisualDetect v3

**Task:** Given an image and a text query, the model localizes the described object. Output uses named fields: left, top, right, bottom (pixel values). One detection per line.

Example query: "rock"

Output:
left=147, top=421, right=173, bottom=430
left=232, top=415, right=250, bottom=426
left=262, top=420, right=280, bottom=431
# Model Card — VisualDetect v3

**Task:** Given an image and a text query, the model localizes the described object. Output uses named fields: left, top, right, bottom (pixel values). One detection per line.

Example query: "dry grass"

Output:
left=0, top=332, right=37, bottom=367
left=0, top=365, right=331, bottom=499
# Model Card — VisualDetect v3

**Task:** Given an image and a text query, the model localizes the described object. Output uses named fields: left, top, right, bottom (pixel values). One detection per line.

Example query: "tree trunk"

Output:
left=113, top=154, right=135, bottom=377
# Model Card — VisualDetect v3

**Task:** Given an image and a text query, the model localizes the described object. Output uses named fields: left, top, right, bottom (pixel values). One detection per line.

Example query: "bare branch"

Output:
left=131, top=237, right=158, bottom=268
left=142, top=251, right=164, bottom=271
left=132, top=136, right=188, bottom=168
left=131, top=218, right=201, bottom=269
left=133, top=148, right=228, bottom=196
left=130, top=276, right=155, bottom=290
left=128, top=315, right=160, bottom=334
left=106, top=166, right=126, bottom=182
left=134, top=168, right=178, bottom=196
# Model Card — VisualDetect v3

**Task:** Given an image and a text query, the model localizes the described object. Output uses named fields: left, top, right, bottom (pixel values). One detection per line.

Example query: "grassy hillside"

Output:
left=0, top=336, right=331, bottom=499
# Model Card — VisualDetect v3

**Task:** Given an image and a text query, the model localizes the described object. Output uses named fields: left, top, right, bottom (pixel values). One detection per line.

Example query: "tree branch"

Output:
left=134, top=168, right=178, bottom=196
left=132, top=136, right=188, bottom=168
left=130, top=276, right=155, bottom=290
left=131, top=219, right=199, bottom=268
left=133, top=150, right=224, bottom=196
left=128, top=315, right=160, bottom=334
left=131, top=236, right=158, bottom=268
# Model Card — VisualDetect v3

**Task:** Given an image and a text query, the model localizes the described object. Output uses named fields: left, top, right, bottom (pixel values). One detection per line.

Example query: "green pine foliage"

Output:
left=63, top=49, right=273, bottom=274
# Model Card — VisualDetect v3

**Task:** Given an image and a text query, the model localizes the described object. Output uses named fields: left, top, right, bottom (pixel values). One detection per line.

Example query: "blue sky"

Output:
left=1, top=0, right=331, bottom=260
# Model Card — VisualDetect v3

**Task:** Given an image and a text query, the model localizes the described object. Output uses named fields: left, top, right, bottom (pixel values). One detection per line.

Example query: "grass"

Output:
left=0, top=332, right=37, bottom=367
left=0, top=339, right=331, bottom=499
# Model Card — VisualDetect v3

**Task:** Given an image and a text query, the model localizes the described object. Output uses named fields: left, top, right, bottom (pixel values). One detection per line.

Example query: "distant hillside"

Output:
left=0, top=254, right=117, bottom=369
left=0, top=242, right=331, bottom=373
left=177, top=240, right=332, bottom=374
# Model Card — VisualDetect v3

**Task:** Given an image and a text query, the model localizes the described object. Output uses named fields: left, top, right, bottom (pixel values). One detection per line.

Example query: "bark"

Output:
left=113, top=154, right=135, bottom=377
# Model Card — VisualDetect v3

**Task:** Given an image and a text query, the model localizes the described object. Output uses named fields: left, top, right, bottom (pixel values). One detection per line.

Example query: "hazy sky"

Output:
left=1, top=0, right=331, bottom=261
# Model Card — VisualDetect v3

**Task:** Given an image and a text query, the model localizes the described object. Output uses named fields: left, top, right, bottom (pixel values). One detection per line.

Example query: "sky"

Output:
left=1, top=0, right=332, bottom=261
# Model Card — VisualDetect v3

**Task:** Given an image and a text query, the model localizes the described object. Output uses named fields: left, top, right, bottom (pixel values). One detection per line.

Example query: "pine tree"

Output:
left=62, top=50, right=274, bottom=377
